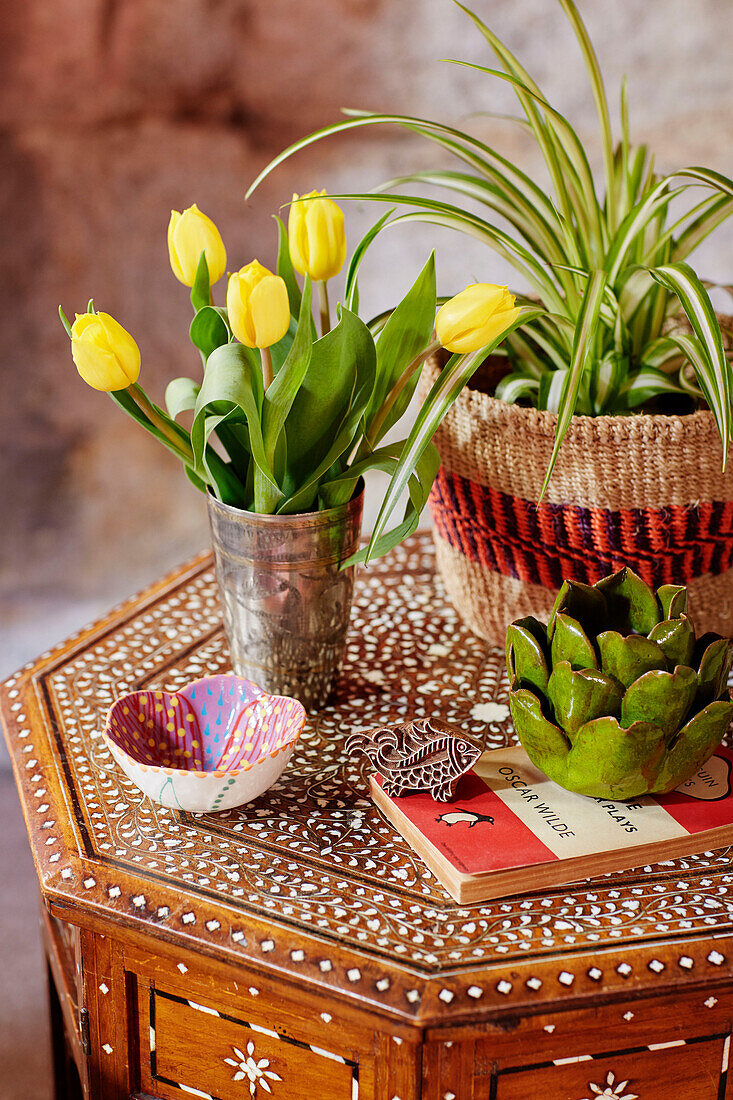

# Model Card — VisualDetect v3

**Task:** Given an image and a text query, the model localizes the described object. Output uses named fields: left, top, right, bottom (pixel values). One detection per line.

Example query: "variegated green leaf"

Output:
left=540, top=270, right=607, bottom=497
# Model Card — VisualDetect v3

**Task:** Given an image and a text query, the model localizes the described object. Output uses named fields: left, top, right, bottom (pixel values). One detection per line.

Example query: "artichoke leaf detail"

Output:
left=551, top=612, right=598, bottom=671
left=648, top=616, right=695, bottom=669
left=566, top=717, right=667, bottom=801
left=506, top=617, right=550, bottom=694
left=596, top=567, right=661, bottom=635
left=696, top=636, right=733, bottom=706
left=507, top=690, right=570, bottom=788
left=506, top=569, right=733, bottom=799
left=549, top=578, right=607, bottom=640
left=596, top=630, right=667, bottom=690
left=548, top=662, right=623, bottom=739
left=655, top=700, right=733, bottom=792
left=657, top=583, right=688, bottom=620
left=620, top=665, right=697, bottom=740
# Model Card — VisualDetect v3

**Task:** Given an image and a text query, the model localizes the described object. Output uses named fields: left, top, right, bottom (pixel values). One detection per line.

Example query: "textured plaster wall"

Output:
left=2, top=0, right=733, bottom=689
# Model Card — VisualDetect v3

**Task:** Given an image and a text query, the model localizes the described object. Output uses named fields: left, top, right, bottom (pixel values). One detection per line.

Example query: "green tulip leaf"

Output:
left=657, top=583, right=687, bottom=620
left=595, top=567, right=660, bottom=634
left=165, top=377, right=200, bottom=420
left=509, top=689, right=570, bottom=786
left=255, top=278, right=314, bottom=512
left=506, top=616, right=549, bottom=693
left=275, top=215, right=302, bottom=318
left=695, top=635, right=733, bottom=703
left=648, top=615, right=695, bottom=669
left=191, top=342, right=277, bottom=504
left=549, top=579, right=607, bottom=641
left=111, top=386, right=241, bottom=504
left=566, top=716, right=666, bottom=800
left=550, top=612, right=598, bottom=670
left=190, top=306, right=231, bottom=361
left=335, top=439, right=440, bottom=565
left=270, top=315, right=299, bottom=375
left=621, top=665, right=697, bottom=739
left=547, top=661, right=623, bottom=737
left=653, top=700, right=733, bottom=793
left=364, top=251, right=437, bottom=445
left=190, top=251, right=211, bottom=314
left=362, top=305, right=542, bottom=564
left=596, top=630, right=667, bottom=689
left=279, top=306, right=376, bottom=513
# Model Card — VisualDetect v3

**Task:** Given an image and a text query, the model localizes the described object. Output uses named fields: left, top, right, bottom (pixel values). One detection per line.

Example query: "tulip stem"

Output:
left=317, top=280, right=331, bottom=337
left=365, top=338, right=442, bottom=449
left=129, top=383, right=194, bottom=462
left=260, top=347, right=273, bottom=391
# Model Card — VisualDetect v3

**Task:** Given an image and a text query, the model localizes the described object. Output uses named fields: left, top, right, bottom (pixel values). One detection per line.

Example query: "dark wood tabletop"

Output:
left=5, top=533, right=733, bottom=1099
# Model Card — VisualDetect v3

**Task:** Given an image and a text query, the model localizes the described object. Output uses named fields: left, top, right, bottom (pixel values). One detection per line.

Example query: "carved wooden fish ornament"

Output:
left=346, top=718, right=482, bottom=802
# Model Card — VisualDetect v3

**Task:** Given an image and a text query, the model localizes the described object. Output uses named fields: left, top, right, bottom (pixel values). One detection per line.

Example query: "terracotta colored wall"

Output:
left=3, top=0, right=733, bottom=683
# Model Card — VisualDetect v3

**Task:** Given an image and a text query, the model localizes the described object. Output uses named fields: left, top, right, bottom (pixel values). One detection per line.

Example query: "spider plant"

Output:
left=248, top=0, right=733, bottom=498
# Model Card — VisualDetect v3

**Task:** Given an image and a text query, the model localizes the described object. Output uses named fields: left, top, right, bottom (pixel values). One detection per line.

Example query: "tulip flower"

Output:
left=227, top=261, right=290, bottom=389
left=436, top=283, right=522, bottom=354
left=168, top=204, right=227, bottom=287
left=288, top=190, right=346, bottom=283
left=226, top=261, right=290, bottom=349
left=71, top=310, right=141, bottom=391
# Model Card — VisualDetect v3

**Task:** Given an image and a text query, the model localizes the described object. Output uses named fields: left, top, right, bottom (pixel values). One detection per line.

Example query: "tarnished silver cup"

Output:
left=207, top=484, right=364, bottom=709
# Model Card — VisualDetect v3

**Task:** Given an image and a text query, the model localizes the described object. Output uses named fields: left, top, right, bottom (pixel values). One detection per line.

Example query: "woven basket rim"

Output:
left=427, top=309, right=733, bottom=443
left=424, top=356, right=724, bottom=444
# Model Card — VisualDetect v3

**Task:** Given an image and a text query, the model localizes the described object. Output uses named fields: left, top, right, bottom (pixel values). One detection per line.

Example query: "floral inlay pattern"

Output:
left=6, top=532, right=733, bottom=1018
left=581, top=1071, right=638, bottom=1100
left=224, top=1041, right=282, bottom=1094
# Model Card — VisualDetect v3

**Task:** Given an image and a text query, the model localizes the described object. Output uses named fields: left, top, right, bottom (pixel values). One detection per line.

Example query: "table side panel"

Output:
left=126, top=934, right=402, bottom=1100
left=424, top=986, right=733, bottom=1099
left=490, top=1039, right=727, bottom=1100
left=149, top=993, right=358, bottom=1100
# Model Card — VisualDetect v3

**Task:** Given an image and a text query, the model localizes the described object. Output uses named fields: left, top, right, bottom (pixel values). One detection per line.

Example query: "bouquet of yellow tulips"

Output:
left=60, top=194, right=538, bottom=563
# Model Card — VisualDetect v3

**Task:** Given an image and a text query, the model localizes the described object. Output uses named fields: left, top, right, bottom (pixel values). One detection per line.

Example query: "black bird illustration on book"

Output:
left=436, top=810, right=495, bottom=828
left=346, top=718, right=482, bottom=802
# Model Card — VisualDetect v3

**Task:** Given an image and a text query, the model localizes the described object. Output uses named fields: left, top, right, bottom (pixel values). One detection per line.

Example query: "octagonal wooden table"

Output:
left=4, top=534, right=733, bottom=1099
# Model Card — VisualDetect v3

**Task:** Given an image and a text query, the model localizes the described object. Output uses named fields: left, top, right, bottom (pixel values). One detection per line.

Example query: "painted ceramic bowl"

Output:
left=103, top=674, right=306, bottom=812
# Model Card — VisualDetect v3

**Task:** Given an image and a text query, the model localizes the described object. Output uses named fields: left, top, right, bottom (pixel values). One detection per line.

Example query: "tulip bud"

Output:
left=70, top=311, right=141, bottom=391
left=167, top=203, right=227, bottom=287
left=436, top=283, right=522, bottom=354
left=288, top=190, right=346, bottom=282
left=226, top=260, right=290, bottom=349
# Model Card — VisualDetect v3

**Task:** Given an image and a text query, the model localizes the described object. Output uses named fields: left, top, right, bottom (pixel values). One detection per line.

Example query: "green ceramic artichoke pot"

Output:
left=506, top=569, right=733, bottom=800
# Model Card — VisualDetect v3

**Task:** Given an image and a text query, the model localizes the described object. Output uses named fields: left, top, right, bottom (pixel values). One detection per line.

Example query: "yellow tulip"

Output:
left=288, top=190, right=346, bottom=282
left=71, top=311, right=141, bottom=391
left=167, top=203, right=227, bottom=287
left=226, top=260, right=290, bottom=349
left=436, top=283, right=522, bottom=354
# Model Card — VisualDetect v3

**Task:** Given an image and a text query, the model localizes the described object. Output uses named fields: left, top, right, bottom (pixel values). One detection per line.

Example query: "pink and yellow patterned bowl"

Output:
left=103, top=674, right=306, bottom=812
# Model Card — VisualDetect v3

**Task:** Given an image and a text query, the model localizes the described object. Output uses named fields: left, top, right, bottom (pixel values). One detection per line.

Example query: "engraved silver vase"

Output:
left=207, top=485, right=364, bottom=710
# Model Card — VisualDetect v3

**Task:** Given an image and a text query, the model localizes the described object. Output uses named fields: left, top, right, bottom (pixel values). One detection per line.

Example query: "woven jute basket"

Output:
left=423, top=322, right=733, bottom=645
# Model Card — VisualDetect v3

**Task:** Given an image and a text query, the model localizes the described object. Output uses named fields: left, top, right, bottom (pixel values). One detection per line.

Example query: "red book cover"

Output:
left=371, top=745, right=733, bottom=903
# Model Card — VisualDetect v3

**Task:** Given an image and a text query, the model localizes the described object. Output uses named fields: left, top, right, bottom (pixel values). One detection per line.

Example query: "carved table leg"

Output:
left=78, top=930, right=131, bottom=1100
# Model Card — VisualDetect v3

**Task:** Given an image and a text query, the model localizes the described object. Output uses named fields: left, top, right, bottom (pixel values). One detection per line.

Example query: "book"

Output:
left=370, top=744, right=733, bottom=904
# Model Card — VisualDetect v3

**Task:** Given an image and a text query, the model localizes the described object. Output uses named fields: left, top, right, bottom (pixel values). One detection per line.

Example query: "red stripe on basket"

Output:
left=429, top=467, right=733, bottom=589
